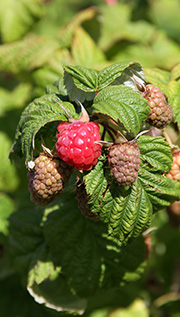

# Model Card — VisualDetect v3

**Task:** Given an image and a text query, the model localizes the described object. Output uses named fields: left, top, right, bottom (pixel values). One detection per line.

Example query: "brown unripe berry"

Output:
left=76, top=181, right=100, bottom=222
left=28, top=153, right=72, bottom=206
left=142, top=84, right=173, bottom=129
left=108, top=141, right=140, bottom=186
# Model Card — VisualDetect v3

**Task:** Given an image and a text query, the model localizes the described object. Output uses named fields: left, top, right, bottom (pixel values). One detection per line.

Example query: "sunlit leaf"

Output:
left=92, top=85, right=150, bottom=135
left=9, top=95, right=77, bottom=163
left=71, top=26, right=106, bottom=68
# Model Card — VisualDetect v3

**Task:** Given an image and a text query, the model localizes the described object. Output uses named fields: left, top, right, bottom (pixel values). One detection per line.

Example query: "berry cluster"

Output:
left=28, top=82, right=174, bottom=208
left=56, top=121, right=102, bottom=171
left=108, top=141, right=140, bottom=186
left=142, top=84, right=173, bottom=129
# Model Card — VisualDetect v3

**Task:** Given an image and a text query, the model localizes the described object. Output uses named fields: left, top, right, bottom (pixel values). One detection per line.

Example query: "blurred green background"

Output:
left=0, top=0, right=180, bottom=316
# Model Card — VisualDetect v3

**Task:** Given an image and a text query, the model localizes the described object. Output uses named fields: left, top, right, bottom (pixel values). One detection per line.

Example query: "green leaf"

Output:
left=0, top=193, right=14, bottom=235
left=144, top=67, right=170, bottom=95
left=64, top=62, right=144, bottom=93
left=98, top=182, right=153, bottom=245
left=0, top=275, right=59, bottom=317
left=0, top=132, right=19, bottom=192
left=97, top=61, right=138, bottom=90
left=71, top=26, right=106, bottom=68
left=8, top=208, right=44, bottom=274
left=0, top=247, right=15, bottom=280
left=10, top=95, right=77, bottom=163
left=84, top=156, right=108, bottom=212
left=7, top=201, right=86, bottom=313
left=92, top=85, right=150, bottom=136
left=64, top=71, right=95, bottom=103
left=109, top=299, right=149, bottom=317
left=138, top=167, right=180, bottom=209
left=170, top=62, right=180, bottom=81
left=28, top=273, right=87, bottom=313
left=0, top=0, right=44, bottom=42
left=85, top=286, right=147, bottom=316
left=0, top=83, right=31, bottom=116
left=57, top=6, right=97, bottom=48
left=64, top=65, right=99, bottom=92
left=0, top=34, right=59, bottom=73
left=98, top=3, right=155, bottom=52
left=149, top=0, right=180, bottom=42
left=150, top=221, right=180, bottom=290
left=100, top=235, right=146, bottom=290
left=110, top=62, right=145, bottom=91
left=98, top=3, right=132, bottom=50
left=44, top=196, right=102, bottom=298
left=137, top=136, right=172, bottom=173
left=27, top=244, right=61, bottom=288
left=44, top=193, right=146, bottom=297
left=167, top=80, right=180, bottom=128
left=114, top=31, right=180, bottom=70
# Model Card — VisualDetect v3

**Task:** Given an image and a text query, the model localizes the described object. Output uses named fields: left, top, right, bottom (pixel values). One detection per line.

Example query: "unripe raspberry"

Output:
left=142, top=84, right=173, bottom=128
left=108, top=141, right=140, bottom=186
left=28, top=153, right=72, bottom=206
left=166, top=151, right=180, bottom=181
left=56, top=121, right=102, bottom=171
left=76, top=181, right=100, bottom=222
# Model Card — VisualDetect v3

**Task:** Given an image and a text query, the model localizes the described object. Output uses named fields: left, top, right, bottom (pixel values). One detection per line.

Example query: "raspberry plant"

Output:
left=9, top=61, right=180, bottom=314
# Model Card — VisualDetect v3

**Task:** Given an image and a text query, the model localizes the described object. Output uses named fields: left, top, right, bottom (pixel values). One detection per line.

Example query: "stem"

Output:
left=101, top=126, right=106, bottom=141
left=107, top=129, right=116, bottom=143
left=75, top=100, right=90, bottom=123
left=100, top=122, right=117, bottom=142
left=100, top=122, right=117, bottom=136
left=163, top=131, right=173, bottom=148
left=129, top=70, right=146, bottom=91
left=163, top=131, right=180, bottom=153
left=135, top=129, right=151, bottom=140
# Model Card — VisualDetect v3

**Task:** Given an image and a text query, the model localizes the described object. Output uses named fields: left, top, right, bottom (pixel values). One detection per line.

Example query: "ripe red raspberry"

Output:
left=108, top=141, right=140, bottom=186
left=28, top=153, right=72, bottom=206
left=56, top=121, right=102, bottom=171
left=142, top=84, right=173, bottom=128
left=166, top=151, right=180, bottom=181
left=76, top=180, right=100, bottom=222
